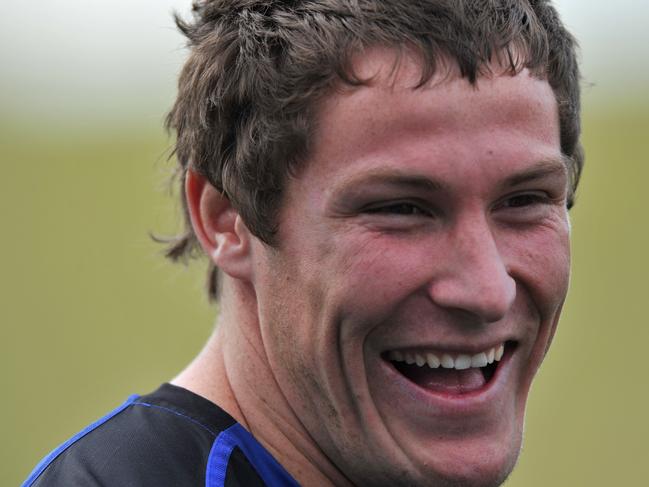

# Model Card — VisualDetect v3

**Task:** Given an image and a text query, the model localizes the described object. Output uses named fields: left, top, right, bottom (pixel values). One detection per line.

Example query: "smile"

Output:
left=384, top=342, right=515, bottom=395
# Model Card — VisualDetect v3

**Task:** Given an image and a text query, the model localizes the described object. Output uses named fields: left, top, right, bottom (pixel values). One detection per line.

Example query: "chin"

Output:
left=344, top=425, right=523, bottom=487
left=430, top=448, right=519, bottom=487
left=419, top=425, right=523, bottom=487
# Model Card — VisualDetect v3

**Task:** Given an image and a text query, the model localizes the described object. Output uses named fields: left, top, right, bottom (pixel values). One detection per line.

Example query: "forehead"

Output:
left=303, top=49, right=560, bottom=184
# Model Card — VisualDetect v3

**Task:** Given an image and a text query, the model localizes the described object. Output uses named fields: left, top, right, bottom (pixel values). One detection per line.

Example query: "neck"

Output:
left=172, top=278, right=352, bottom=487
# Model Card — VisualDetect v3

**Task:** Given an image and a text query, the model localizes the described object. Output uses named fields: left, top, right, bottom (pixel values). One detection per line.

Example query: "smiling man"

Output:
left=24, top=1, right=582, bottom=486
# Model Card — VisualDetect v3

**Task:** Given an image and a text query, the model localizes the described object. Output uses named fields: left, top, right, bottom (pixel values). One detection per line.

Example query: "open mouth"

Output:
left=383, top=341, right=516, bottom=395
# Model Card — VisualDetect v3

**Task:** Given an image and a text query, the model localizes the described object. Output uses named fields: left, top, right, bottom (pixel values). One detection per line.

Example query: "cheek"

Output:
left=316, top=231, right=430, bottom=316
left=504, top=222, right=571, bottom=311
left=255, top=256, right=340, bottom=414
left=503, top=225, right=570, bottom=384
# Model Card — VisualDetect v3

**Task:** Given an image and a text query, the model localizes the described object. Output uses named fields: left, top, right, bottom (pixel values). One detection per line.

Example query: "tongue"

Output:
left=405, top=366, right=486, bottom=394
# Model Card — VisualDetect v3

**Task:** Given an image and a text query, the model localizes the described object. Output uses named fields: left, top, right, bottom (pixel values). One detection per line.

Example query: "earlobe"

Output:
left=185, top=169, right=252, bottom=280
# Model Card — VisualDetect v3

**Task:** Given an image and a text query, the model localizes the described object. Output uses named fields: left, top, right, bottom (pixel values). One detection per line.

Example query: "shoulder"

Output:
left=23, top=384, right=267, bottom=487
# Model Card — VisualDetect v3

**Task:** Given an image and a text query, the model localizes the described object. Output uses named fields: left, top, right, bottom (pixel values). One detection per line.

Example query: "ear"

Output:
left=185, top=169, right=252, bottom=281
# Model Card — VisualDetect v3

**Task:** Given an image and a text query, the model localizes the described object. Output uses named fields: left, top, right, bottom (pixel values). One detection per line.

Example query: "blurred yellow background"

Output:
left=2, top=1, right=648, bottom=485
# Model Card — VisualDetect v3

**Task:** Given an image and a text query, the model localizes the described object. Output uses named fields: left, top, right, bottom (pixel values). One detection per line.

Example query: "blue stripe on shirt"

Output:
left=206, top=423, right=300, bottom=487
left=21, top=394, right=140, bottom=487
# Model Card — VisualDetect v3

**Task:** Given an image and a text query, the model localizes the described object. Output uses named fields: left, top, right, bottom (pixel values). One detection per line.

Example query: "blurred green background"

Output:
left=2, top=1, right=647, bottom=485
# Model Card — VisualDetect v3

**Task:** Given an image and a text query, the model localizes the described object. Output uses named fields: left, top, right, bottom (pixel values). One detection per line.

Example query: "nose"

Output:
left=427, top=216, right=516, bottom=323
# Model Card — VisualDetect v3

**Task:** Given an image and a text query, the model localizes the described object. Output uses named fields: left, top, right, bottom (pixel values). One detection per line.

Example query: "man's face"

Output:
left=250, top=51, right=570, bottom=487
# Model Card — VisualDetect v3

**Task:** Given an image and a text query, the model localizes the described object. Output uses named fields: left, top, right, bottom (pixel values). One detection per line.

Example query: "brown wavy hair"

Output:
left=164, top=0, right=582, bottom=301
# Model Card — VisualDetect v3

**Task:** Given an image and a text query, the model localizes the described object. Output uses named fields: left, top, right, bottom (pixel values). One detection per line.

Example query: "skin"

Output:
left=177, top=50, right=571, bottom=487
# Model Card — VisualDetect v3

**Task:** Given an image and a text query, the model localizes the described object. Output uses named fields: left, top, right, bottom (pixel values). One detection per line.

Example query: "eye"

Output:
left=501, top=193, right=549, bottom=208
left=493, top=191, right=561, bottom=224
left=363, top=202, right=430, bottom=216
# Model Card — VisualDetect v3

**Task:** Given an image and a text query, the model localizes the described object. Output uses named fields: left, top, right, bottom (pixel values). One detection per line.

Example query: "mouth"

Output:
left=382, top=341, right=516, bottom=396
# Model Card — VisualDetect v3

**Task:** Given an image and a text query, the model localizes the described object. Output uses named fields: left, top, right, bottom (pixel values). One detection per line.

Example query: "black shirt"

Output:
left=23, top=383, right=300, bottom=486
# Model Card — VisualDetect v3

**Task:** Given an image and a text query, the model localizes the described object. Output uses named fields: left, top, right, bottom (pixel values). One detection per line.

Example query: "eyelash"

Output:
left=363, top=201, right=431, bottom=216
left=498, top=192, right=552, bottom=209
left=361, top=192, right=552, bottom=218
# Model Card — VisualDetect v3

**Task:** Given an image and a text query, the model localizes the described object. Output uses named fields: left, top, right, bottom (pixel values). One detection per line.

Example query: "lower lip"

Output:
left=379, top=346, right=516, bottom=415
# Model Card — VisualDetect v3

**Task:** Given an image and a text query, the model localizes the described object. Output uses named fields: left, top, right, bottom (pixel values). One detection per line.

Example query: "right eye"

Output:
left=363, top=202, right=431, bottom=216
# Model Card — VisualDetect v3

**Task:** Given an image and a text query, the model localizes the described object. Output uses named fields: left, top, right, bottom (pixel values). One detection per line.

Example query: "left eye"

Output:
left=501, top=193, right=548, bottom=208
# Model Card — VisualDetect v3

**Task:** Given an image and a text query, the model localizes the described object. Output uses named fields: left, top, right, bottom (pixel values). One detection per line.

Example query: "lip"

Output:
left=377, top=341, right=517, bottom=416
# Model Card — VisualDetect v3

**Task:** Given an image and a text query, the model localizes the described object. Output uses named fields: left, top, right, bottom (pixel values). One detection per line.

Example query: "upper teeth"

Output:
left=388, top=343, right=505, bottom=370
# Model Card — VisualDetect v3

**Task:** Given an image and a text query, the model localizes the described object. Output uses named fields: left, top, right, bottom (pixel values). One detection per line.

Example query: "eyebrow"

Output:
left=501, top=158, right=569, bottom=189
left=335, top=170, right=448, bottom=194
left=335, top=158, right=569, bottom=196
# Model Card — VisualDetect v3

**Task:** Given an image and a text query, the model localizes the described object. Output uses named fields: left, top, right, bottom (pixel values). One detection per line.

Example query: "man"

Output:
left=24, top=1, right=582, bottom=486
